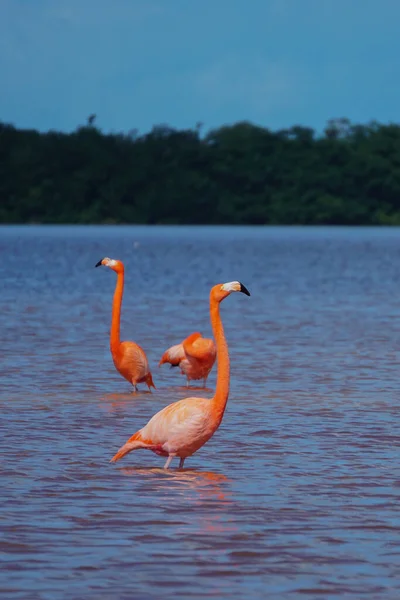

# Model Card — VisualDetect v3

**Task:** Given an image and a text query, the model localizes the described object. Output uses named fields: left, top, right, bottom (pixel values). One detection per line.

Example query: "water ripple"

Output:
left=1, top=226, right=400, bottom=599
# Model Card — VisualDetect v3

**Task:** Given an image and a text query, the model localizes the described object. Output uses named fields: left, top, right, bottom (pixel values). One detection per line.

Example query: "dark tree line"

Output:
left=1, top=116, right=400, bottom=225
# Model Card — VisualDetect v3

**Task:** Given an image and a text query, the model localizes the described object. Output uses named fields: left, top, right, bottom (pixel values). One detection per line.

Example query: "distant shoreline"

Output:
left=2, top=118, right=399, bottom=226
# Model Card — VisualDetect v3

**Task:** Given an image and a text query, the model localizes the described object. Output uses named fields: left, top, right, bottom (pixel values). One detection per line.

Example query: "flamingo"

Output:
left=158, top=332, right=216, bottom=388
left=110, top=281, right=250, bottom=468
left=95, top=257, right=155, bottom=392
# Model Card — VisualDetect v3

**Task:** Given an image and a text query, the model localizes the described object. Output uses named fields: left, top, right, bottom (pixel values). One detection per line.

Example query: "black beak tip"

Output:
left=239, top=283, right=251, bottom=296
left=95, top=260, right=103, bottom=268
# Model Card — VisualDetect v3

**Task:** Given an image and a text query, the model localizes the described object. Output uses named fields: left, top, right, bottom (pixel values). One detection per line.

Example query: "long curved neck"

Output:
left=210, top=296, right=230, bottom=425
left=110, top=270, right=124, bottom=354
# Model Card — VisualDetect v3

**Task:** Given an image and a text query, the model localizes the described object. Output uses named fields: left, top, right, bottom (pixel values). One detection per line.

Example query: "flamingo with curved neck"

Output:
left=110, top=280, right=250, bottom=468
left=158, top=331, right=216, bottom=388
left=95, top=257, right=155, bottom=392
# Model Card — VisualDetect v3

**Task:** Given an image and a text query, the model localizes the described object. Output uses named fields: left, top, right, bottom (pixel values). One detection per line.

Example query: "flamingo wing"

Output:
left=184, top=337, right=216, bottom=362
left=119, top=341, right=150, bottom=374
left=140, top=396, right=210, bottom=444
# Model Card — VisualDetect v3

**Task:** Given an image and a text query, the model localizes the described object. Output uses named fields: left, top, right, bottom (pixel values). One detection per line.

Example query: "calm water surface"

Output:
left=1, top=225, right=400, bottom=599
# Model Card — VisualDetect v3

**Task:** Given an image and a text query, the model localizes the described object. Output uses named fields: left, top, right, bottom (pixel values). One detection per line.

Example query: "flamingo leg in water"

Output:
left=164, top=455, right=175, bottom=469
left=132, top=382, right=138, bottom=392
left=179, top=458, right=185, bottom=469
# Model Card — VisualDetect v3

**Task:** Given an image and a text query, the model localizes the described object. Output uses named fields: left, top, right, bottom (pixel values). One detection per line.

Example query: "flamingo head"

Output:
left=211, top=281, right=251, bottom=302
left=95, top=257, right=124, bottom=273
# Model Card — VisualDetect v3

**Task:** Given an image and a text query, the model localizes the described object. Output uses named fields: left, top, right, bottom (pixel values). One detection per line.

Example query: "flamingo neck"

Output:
left=210, top=297, right=230, bottom=425
left=110, top=270, right=124, bottom=354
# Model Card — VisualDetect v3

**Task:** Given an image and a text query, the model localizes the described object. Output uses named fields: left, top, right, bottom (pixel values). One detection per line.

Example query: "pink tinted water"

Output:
left=1, top=225, right=400, bottom=600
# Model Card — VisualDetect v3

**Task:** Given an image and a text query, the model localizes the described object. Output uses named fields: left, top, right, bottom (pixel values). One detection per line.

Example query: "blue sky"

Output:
left=1, top=0, right=399, bottom=135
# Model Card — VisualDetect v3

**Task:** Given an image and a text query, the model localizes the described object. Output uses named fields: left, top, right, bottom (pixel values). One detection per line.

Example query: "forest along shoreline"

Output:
left=1, top=117, right=398, bottom=226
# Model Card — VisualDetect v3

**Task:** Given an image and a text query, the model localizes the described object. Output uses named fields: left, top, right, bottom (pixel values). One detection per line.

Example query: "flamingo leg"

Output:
left=179, top=458, right=185, bottom=469
left=164, top=455, right=175, bottom=469
left=132, top=383, right=138, bottom=393
left=186, top=378, right=191, bottom=388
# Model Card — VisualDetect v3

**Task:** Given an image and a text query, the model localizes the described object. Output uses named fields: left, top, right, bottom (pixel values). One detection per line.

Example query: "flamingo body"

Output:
left=111, top=396, right=214, bottom=463
left=111, top=280, right=250, bottom=468
left=159, top=332, right=216, bottom=387
left=95, top=257, right=155, bottom=392
left=113, top=340, right=155, bottom=390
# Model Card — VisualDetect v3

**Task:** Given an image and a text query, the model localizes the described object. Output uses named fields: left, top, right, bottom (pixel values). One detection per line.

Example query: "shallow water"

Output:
left=1, top=225, right=400, bottom=599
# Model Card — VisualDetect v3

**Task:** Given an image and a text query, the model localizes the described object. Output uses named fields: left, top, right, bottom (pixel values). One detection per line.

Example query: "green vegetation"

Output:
left=1, top=116, right=400, bottom=225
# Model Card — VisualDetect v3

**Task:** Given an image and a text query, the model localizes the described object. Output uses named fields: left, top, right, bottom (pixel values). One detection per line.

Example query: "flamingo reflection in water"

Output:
left=119, top=467, right=235, bottom=534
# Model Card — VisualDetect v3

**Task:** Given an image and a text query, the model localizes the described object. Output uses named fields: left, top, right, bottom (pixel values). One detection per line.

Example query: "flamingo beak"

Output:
left=95, top=259, right=103, bottom=267
left=239, top=283, right=250, bottom=296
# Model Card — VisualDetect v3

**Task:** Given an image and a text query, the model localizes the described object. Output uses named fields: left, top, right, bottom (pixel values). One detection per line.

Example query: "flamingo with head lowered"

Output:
left=95, top=257, right=155, bottom=392
left=110, top=281, right=250, bottom=469
left=159, top=331, right=216, bottom=388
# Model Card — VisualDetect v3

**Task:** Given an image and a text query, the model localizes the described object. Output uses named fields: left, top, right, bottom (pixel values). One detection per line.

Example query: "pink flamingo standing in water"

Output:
left=158, top=332, right=216, bottom=388
left=110, top=281, right=250, bottom=468
left=95, top=257, right=155, bottom=392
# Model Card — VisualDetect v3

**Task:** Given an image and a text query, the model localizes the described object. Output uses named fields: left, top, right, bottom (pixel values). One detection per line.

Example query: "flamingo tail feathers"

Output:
left=110, top=432, right=143, bottom=463
left=145, top=372, right=156, bottom=390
